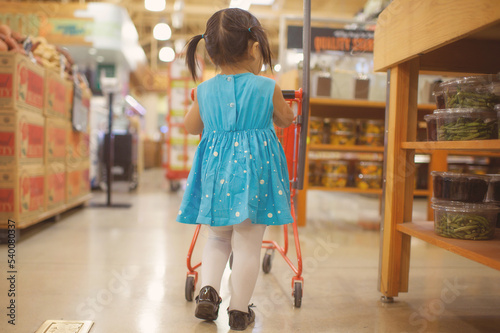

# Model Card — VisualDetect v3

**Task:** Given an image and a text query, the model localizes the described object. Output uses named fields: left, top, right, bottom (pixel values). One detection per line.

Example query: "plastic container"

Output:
left=496, top=104, right=500, bottom=138
left=355, top=161, right=383, bottom=189
left=359, top=119, right=384, bottom=135
left=327, top=118, right=356, bottom=132
left=308, top=160, right=322, bottom=186
left=467, top=165, right=489, bottom=175
left=329, top=130, right=356, bottom=145
left=431, top=171, right=489, bottom=203
left=431, top=201, right=499, bottom=240
left=435, top=108, right=498, bottom=141
left=487, top=174, right=500, bottom=203
left=322, top=173, right=348, bottom=188
left=424, top=113, right=437, bottom=141
left=309, top=129, right=324, bottom=145
left=322, top=160, right=349, bottom=175
left=436, top=75, right=500, bottom=109
left=358, top=133, right=384, bottom=146
left=309, top=117, right=324, bottom=131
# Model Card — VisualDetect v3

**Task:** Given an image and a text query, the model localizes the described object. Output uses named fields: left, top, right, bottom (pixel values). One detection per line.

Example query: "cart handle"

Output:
left=190, top=88, right=302, bottom=102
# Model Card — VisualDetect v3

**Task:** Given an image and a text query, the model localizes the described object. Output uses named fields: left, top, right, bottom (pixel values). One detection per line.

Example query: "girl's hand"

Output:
left=184, top=88, right=204, bottom=135
left=272, top=83, right=294, bottom=128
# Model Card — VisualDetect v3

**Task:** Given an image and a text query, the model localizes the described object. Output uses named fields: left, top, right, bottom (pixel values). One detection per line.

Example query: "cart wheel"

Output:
left=229, top=252, right=233, bottom=270
left=293, top=282, right=302, bottom=308
left=170, top=181, right=181, bottom=192
left=185, top=276, right=195, bottom=301
left=262, top=252, right=272, bottom=274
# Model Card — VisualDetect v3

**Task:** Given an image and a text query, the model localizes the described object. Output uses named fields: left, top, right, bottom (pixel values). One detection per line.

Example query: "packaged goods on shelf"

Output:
left=358, top=133, right=384, bottom=146
left=355, top=161, right=383, bottom=189
left=434, top=75, right=500, bottom=110
left=431, top=200, right=499, bottom=240
left=424, top=113, right=437, bottom=141
left=308, top=159, right=322, bottom=186
left=435, top=108, right=498, bottom=141
left=359, top=119, right=384, bottom=135
left=0, top=52, right=44, bottom=113
left=487, top=174, right=500, bottom=203
left=0, top=110, right=44, bottom=167
left=309, top=117, right=324, bottom=131
left=44, top=69, right=73, bottom=119
left=309, top=129, right=323, bottom=144
left=45, top=117, right=68, bottom=162
left=467, top=165, right=488, bottom=175
left=329, top=130, right=356, bottom=145
left=0, top=164, right=45, bottom=227
left=322, top=160, right=349, bottom=175
left=431, top=171, right=489, bottom=203
left=45, top=162, right=66, bottom=210
left=327, top=118, right=356, bottom=132
left=322, top=173, right=348, bottom=188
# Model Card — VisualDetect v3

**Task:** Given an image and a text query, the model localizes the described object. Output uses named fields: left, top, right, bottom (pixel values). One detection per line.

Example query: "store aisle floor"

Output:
left=1, top=169, right=499, bottom=333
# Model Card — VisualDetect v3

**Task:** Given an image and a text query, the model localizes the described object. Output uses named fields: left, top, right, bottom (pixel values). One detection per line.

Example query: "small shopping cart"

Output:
left=184, top=89, right=305, bottom=308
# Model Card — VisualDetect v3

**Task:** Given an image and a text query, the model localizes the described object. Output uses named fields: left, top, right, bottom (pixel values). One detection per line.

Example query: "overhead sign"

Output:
left=287, top=25, right=374, bottom=53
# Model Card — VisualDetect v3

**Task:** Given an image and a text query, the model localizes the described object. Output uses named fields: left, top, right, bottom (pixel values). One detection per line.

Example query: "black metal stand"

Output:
left=91, top=92, right=131, bottom=209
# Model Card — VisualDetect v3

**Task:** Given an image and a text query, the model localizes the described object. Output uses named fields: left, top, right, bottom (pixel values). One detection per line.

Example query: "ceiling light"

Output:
left=153, top=23, right=172, bottom=40
left=159, top=47, right=175, bottom=62
left=274, top=64, right=281, bottom=72
left=88, top=48, right=97, bottom=55
left=96, top=55, right=105, bottom=63
left=145, top=0, right=165, bottom=12
left=229, top=0, right=274, bottom=9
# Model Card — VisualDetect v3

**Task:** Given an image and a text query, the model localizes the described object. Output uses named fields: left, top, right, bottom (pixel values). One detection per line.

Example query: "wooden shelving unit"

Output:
left=374, top=0, right=500, bottom=300
left=296, top=99, right=435, bottom=226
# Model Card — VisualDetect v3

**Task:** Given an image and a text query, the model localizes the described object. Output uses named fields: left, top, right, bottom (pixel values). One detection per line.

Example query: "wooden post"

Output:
left=379, top=58, right=419, bottom=298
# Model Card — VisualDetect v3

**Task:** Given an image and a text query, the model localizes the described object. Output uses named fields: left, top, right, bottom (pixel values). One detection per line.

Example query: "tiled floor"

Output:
left=1, top=169, right=499, bottom=333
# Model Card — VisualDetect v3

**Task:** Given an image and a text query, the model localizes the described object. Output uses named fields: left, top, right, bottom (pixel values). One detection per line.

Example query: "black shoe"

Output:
left=228, top=305, right=255, bottom=331
left=195, top=286, right=222, bottom=321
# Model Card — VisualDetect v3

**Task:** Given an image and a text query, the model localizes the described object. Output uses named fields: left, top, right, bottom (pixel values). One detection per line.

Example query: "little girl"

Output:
left=176, top=8, right=295, bottom=331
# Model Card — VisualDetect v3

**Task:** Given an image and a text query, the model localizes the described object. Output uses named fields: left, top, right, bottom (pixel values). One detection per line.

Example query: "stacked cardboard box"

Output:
left=0, top=52, right=45, bottom=227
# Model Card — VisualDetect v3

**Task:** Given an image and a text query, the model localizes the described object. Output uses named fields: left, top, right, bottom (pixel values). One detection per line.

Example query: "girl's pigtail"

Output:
left=185, top=34, right=204, bottom=81
left=251, top=26, right=272, bottom=71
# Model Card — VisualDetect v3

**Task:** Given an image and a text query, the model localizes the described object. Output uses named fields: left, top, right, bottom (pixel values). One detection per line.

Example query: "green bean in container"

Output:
left=435, top=109, right=498, bottom=141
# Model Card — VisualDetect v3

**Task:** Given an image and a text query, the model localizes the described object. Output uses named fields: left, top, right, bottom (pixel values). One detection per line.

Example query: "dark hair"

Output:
left=185, top=8, right=272, bottom=81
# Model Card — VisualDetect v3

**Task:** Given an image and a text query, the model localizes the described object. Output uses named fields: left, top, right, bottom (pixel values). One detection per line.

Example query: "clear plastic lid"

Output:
left=431, top=201, right=500, bottom=213
left=323, top=160, right=349, bottom=165
left=360, top=119, right=384, bottom=125
left=324, top=173, right=348, bottom=177
left=424, top=114, right=437, bottom=120
left=332, top=130, right=355, bottom=135
left=433, top=108, right=496, bottom=118
left=358, top=161, right=383, bottom=166
left=431, top=171, right=490, bottom=181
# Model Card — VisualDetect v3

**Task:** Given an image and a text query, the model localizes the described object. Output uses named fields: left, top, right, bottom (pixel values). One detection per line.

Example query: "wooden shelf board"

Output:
left=402, top=140, right=500, bottom=151
left=308, top=186, right=383, bottom=195
left=2, top=194, right=93, bottom=230
left=309, top=144, right=384, bottom=153
left=310, top=98, right=435, bottom=111
left=397, top=222, right=500, bottom=271
left=413, top=189, right=430, bottom=196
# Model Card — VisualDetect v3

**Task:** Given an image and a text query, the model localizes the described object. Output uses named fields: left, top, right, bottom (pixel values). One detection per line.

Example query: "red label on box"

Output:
left=0, top=73, right=13, bottom=98
left=19, top=121, right=44, bottom=159
left=27, top=69, right=44, bottom=108
left=49, top=172, right=65, bottom=204
left=0, top=188, right=14, bottom=212
left=19, top=174, right=44, bottom=212
left=48, top=126, right=66, bottom=158
left=49, top=79, right=67, bottom=115
left=68, top=170, right=80, bottom=197
left=0, top=132, right=15, bottom=156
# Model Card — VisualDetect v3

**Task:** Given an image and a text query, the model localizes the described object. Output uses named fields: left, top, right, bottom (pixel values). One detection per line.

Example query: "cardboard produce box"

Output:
left=67, top=129, right=89, bottom=167
left=45, top=117, right=68, bottom=162
left=0, top=164, right=45, bottom=226
left=66, top=160, right=90, bottom=204
left=45, top=162, right=66, bottom=211
left=45, top=69, right=73, bottom=119
left=0, top=110, right=44, bottom=167
left=0, top=52, right=44, bottom=114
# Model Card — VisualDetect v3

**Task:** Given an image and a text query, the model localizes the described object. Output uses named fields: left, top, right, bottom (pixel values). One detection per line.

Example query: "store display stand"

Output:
left=91, top=76, right=131, bottom=209
left=373, top=0, right=500, bottom=301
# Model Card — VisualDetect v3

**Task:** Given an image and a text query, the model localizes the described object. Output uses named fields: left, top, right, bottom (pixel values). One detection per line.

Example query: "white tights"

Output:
left=201, top=219, right=267, bottom=312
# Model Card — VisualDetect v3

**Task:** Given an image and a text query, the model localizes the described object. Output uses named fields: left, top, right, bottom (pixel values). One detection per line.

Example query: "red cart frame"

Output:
left=184, top=89, right=304, bottom=307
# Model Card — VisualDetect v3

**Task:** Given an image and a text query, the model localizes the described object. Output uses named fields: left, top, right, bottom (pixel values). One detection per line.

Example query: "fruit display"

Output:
left=327, top=118, right=356, bottom=132
left=330, top=130, right=356, bottom=145
left=322, top=173, right=348, bottom=188
left=355, top=161, right=383, bottom=189
left=359, top=119, right=384, bottom=135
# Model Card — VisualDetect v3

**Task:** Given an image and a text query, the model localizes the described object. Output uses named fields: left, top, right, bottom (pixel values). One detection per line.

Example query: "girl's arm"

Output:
left=184, top=88, right=204, bottom=135
left=272, top=83, right=294, bottom=128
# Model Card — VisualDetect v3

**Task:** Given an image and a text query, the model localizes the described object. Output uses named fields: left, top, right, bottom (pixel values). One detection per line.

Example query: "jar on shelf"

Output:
left=327, top=118, right=356, bottom=132
left=329, top=130, right=356, bottom=145
left=355, top=161, right=383, bottom=189
left=466, top=165, right=489, bottom=175
left=322, top=160, right=349, bottom=175
left=309, top=129, right=324, bottom=144
left=358, top=133, right=384, bottom=146
left=308, top=159, right=323, bottom=186
left=359, top=119, right=384, bottom=135
left=309, top=116, right=324, bottom=131
left=322, top=173, right=348, bottom=188
left=435, top=108, right=498, bottom=141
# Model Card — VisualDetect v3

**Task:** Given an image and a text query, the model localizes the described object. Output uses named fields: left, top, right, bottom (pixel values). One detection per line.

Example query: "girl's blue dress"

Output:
left=176, top=73, right=294, bottom=227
